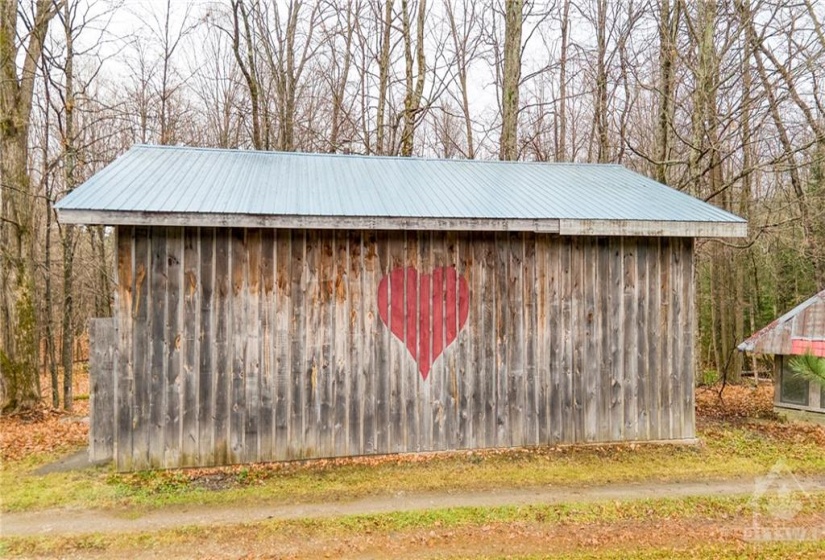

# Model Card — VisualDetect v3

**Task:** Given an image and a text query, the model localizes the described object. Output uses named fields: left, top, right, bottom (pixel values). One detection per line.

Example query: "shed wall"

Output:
left=113, top=226, right=695, bottom=470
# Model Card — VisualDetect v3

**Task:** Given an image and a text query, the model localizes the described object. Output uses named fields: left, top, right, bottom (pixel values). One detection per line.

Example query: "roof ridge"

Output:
left=131, top=143, right=625, bottom=168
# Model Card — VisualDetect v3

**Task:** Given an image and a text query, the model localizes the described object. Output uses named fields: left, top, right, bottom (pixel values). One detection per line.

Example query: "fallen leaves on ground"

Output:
left=744, top=419, right=825, bottom=447
left=0, top=401, right=89, bottom=462
left=697, top=383, right=825, bottom=447
left=695, top=383, right=776, bottom=420
left=1, top=370, right=90, bottom=463
left=11, top=510, right=825, bottom=560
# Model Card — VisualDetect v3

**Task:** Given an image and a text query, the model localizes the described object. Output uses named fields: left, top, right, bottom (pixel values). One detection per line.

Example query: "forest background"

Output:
left=2, top=0, right=824, bottom=412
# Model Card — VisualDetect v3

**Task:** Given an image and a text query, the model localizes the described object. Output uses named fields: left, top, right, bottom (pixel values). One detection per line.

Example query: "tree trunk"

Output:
left=499, top=0, right=522, bottom=161
left=61, top=0, right=76, bottom=412
left=400, top=0, right=427, bottom=157
left=375, top=0, right=393, bottom=155
left=555, top=0, right=569, bottom=162
left=655, top=0, right=679, bottom=184
left=445, top=0, right=477, bottom=159
left=0, top=0, right=60, bottom=411
left=231, top=0, right=264, bottom=150
left=593, top=0, right=608, bottom=163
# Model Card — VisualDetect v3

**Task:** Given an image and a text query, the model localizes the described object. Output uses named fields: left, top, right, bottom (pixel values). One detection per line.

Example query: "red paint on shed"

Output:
left=377, top=267, right=469, bottom=379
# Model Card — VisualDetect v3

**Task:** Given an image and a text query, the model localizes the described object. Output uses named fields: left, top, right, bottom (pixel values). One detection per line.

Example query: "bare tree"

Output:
left=498, top=0, right=522, bottom=160
left=445, top=0, right=483, bottom=159
left=0, top=0, right=63, bottom=410
left=655, top=0, right=680, bottom=184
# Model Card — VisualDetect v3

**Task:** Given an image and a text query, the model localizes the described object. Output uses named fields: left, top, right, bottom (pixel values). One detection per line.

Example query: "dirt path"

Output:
left=5, top=476, right=825, bottom=539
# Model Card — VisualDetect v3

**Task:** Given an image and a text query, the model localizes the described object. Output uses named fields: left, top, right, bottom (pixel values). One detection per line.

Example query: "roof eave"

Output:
left=55, top=208, right=748, bottom=237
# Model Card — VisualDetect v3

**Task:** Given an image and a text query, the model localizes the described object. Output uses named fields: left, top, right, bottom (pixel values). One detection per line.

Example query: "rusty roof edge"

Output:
left=738, top=288, right=825, bottom=354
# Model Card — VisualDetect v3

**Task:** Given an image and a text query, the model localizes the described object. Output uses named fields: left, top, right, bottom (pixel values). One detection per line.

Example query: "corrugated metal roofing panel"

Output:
left=738, top=289, right=825, bottom=356
left=55, top=144, right=747, bottom=236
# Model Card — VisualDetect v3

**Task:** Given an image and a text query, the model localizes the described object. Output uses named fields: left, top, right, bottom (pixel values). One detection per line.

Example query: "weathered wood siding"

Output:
left=112, top=226, right=695, bottom=470
left=89, top=318, right=116, bottom=462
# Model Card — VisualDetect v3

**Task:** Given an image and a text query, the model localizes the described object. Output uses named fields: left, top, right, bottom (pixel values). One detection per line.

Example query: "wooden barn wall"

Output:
left=112, top=226, right=695, bottom=470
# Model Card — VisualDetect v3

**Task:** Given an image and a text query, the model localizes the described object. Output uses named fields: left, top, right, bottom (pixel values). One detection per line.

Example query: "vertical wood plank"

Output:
left=646, top=238, right=661, bottom=440
left=546, top=235, right=562, bottom=444
left=559, top=237, right=574, bottom=443
left=259, top=228, right=275, bottom=460
left=198, top=228, right=216, bottom=465
left=288, top=230, right=306, bottom=459
left=608, top=237, right=624, bottom=442
left=229, top=228, right=247, bottom=463
left=419, top=231, right=433, bottom=451
left=388, top=233, right=405, bottom=452
left=622, top=238, right=638, bottom=441
left=89, top=318, right=115, bottom=462
left=148, top=227, right=167, bottom=468
left=348, top=230, right=364, bottom=454
left=523, top=232, right=538, bottom=446
left=375, top=231, right=390, bottom=454
left=181, top=227, right=200, bottom=466
left=473, top=234, right=489, bottom=448
left=635, top=239, right=649, bottom=440
left=362, top=230, right=378, bottom=454
left=583, top=237, right=599, bottom=443
left=404, top=231, right=420, bottom=451
left=536, top=234, right=554, bottom=445
left=115, top=226, right=135, bottom=470
left=457, top=232, right=473, bottom=449
left=657, top=237, right=671, bottom=440
left=303, top=229, right=320, bottom=458
left=669, top=237, right=682, bottom=439
left=213, top=228, right=231, bottom=465
left=507, top=232, right=524, bottom=447
left=494, top=232, right=509, bottom=447
left=571, top=237, right=586, bottom=442
left=318, top=231, right=335, bottom=457
left=274, top=229, right=292, bottom=459
left=445, top=230, right=460, bottom=450
left=430, top=231, right=446, bottom=451
left=245, top=228, right=262, bottom=462
left=682, top=239, right=696, bottom=439
left=597, top=237, right=611, bottom=442
left=333, top=231, right=350, bottom=456
left=132, top=227, right=151, bottom=471
left=164, top=227, right=183, bottom=468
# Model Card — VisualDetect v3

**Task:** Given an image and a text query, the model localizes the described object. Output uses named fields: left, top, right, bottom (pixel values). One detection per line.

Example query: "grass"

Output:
left=3, top=420, right=825, bottom=514
left=4, top=492, right=825, bottom=558
left=6, top=384, right=824, bottom=558
left=495, top=543, right=825, bottom=560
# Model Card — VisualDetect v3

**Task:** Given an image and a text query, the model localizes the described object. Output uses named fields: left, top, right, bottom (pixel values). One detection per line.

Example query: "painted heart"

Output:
left=377, top=267, right=470, bottom=380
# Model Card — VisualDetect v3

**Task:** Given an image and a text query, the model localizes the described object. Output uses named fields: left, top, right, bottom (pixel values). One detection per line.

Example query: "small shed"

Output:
left=738, top=289, right=825, bottom=418
left=56, top=145, right=747, bottom=470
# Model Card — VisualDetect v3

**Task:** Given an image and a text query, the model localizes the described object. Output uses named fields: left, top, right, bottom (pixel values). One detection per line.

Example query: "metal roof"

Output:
left=738, top=289, right=825, bottom=357
left=55, top=144, right=747, bottom=236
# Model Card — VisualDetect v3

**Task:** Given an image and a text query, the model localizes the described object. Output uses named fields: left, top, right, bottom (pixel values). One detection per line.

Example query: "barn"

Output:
left=56, top=145, right=747, bottom=471
left=738, top=289, right=825, bottom=420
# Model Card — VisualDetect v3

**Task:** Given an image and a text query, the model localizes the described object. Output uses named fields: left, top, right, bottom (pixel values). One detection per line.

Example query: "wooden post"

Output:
left=89, top=318, right=116, bottom=462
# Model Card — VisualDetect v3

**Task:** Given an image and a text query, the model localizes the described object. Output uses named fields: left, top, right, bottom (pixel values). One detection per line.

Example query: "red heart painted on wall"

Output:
left=377, top=267, right=470, bottom=380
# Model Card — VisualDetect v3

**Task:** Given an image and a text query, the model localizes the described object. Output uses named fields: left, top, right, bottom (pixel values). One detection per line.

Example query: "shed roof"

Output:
left=55, top=144, right=747, bottom=236
left=738, top=289, right=825, bottom=357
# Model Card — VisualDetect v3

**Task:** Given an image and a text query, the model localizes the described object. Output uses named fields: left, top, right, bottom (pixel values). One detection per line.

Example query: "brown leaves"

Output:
left=696, top=384, right=777, bottom=421
left=0, top=400, right=89, bottom=462
left=0, top=369, right=90, bottom=463
left=697, top=383, right=825, bottom=447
